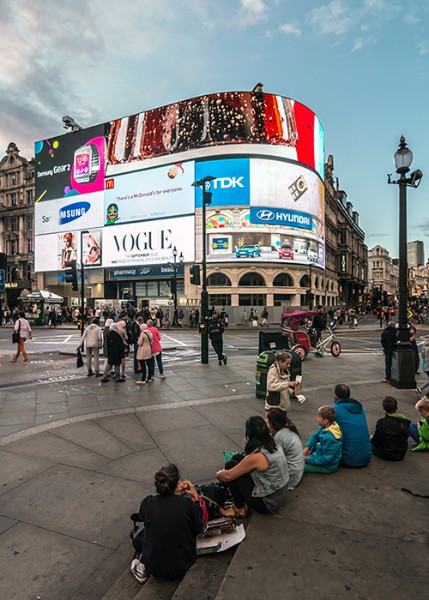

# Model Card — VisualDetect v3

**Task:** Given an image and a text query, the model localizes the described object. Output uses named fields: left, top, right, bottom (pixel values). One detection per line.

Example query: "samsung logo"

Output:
left=256, top=210, right=275, bottom=221
left=59, top=201, right=91, bottom=225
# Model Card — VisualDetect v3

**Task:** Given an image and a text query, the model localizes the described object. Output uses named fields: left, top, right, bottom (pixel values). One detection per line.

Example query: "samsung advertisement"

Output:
left=34, top=90, right=325, bottom=273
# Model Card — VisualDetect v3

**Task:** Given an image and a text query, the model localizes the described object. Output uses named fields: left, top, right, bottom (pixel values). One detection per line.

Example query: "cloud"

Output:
left=418, top=41, right=429, bottom=55
left=279, top=22, right=301, bottom=37
left=237, top=0, right=268, bottom=26
left=307, top=1, right=353, bottom=36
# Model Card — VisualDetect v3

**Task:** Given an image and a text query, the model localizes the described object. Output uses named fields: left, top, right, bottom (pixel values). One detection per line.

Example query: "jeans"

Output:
left=384, top=352, right=393, bottom=380
left=409, top=423, right=419, bottom=443
left=138, top=359, right=155, bottom=381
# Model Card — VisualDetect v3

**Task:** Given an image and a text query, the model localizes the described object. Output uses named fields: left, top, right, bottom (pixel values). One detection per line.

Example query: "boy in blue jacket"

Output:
left=304, top=406, right=342, bottom=473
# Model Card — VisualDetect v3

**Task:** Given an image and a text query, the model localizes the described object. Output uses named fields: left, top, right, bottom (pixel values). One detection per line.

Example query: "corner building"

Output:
left=33, top=90, right=366, bottom=311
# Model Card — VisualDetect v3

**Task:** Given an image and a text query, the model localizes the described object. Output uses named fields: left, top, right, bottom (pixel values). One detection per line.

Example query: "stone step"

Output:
left=171, top=547, right=236, bottom=600
left=70, top=541, right=132, bottom=600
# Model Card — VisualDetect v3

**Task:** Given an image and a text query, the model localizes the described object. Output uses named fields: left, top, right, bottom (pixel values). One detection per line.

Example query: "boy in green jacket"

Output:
left=410, top=397, right=429, bottom=452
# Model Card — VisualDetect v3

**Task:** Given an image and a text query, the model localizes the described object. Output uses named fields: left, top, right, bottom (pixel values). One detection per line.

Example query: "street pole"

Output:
left=309, top=263, right=313, bottom=310
left=80, top=230, right=88, bottom=336
left=201, top=185, right=209, bottom=364
left=192, top=175, right=216, bottom=365
left=388, top=136, right=423, bottom=388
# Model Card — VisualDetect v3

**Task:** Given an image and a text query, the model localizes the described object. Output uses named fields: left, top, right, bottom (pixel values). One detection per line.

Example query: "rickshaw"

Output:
left=280, top=309, right=342, bottom=361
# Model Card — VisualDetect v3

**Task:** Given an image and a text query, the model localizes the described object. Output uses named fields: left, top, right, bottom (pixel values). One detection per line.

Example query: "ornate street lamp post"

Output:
left=387, top=136, right=423, bottom=388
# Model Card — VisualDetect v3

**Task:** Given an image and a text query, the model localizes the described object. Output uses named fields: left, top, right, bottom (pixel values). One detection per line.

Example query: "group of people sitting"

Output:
left=80, top=313, right=165, bottom=384
left=128, top=356, right=429, bottom=586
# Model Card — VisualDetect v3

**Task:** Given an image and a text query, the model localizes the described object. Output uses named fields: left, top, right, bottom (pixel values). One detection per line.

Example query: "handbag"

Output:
left=12, top=320, right=21, bottom=344
left=76, top=347, right=84, bottom=368
left=266, top=390, right=281, bottom=406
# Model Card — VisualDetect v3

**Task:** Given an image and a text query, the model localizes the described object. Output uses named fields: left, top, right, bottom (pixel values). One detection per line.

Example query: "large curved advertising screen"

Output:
left=34, top=90, right=324, bottom=272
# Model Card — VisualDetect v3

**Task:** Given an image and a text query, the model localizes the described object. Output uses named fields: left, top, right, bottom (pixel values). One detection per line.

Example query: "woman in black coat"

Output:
left=101, top=323, right=124, bottom=382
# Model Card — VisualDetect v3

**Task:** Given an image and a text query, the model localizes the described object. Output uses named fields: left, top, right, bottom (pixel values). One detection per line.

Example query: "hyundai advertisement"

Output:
left=34, top=90, right=324, bottom=273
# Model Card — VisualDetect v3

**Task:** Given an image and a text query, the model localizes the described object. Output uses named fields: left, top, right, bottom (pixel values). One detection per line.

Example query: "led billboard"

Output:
left=34, top=90, right=325, bottom=274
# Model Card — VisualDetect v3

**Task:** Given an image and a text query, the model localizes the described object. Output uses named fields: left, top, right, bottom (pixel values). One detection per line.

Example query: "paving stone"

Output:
left=94, top=413, right=157, bottom=452
left=53, top=421, right=133, bottom=459
left=0, top=449, right=53, bottom=495
left=138, top=406, right=208, bottom=434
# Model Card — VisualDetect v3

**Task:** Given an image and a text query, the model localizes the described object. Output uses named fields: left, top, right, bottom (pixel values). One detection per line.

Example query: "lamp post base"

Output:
left=389, top=347, right=416, bottom=389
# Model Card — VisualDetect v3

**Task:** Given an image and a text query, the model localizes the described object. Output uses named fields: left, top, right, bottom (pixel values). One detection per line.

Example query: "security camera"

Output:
left=410, top=169, right=423, bottom=186
left=62, top=115, right=83, bottom=131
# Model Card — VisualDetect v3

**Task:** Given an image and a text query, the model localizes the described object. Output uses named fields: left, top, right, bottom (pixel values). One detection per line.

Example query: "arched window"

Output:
left=207, top=272, right=231, bottom=286
left=273, top=273, right=293, bottom=287
left=238, top=272, right=266, bottom=286
left=300, top=275, right=310, bottom=288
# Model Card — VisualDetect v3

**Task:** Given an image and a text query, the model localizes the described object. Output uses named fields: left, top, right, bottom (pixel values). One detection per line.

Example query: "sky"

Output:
left=1, top=0, right=428, bottom=259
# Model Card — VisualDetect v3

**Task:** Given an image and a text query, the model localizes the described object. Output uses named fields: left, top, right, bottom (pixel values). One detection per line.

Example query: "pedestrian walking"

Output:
left=380, top=321, right=397, bottom=383
left=81, top=318, right=103, bottom=377
left=208, top=313, right=227, bottom=365
left=147, top=319, right=165, bottom=379
left=11, top=312, right=32, bottom=363
left=101, top=323, right=125, bottom=383
left=136, top=323, right=154, bottom=385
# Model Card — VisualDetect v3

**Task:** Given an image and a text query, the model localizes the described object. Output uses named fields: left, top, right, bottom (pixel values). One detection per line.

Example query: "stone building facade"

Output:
left=0, top=143, right=35, bottom=307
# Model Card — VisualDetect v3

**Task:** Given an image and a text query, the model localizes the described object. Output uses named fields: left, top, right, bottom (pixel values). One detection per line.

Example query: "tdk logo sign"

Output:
left=212, top=177, right=244, bottom=189
left=250, top=207, right=313, bottom=230
left=59, top=201, right=90, bottom=225
left=256, top=210, right=275, bottom=221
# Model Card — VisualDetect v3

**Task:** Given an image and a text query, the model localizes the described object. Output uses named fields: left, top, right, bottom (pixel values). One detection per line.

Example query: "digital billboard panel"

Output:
left=104, top=160, right=195, bottom=226
left=35, top=125, right=107, bottom=203
left=34, top=191, right=104, bottom=236
left=194, top=157, right=325, bottom=268
left=106, top=92, right=324, bottom=178
left=102, top=215, right=195, bottom=268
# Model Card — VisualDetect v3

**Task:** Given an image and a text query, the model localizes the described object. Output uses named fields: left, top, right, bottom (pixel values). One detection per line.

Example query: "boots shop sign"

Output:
left=102, top=216, right=195, bottom=267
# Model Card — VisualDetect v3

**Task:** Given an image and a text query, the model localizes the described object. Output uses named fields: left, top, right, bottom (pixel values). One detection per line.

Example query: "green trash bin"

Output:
left=255, top=349, right=302, bottom=399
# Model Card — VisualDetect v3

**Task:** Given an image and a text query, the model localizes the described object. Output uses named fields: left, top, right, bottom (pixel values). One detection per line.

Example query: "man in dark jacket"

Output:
left=208, top=314, right=227, bottom=366
left=371, top=397, right=410, bottom=461
left=380, top=321, right=397, bottom=383
left=312, top=305, right=327, bottom=342
left=333, top=384, right=372, bottom=467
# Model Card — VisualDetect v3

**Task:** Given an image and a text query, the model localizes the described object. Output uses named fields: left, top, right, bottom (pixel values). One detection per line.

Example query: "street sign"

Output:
left=0, top=269, right=5, bottom=292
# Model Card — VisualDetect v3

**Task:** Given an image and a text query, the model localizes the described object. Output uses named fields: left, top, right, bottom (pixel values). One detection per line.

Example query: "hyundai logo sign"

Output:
left=255, top=209, right=275, bottom=221
left=59, top=201, right=91, bottom=225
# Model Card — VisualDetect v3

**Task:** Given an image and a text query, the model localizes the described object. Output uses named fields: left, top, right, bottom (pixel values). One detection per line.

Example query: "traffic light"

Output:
left=203, top=188, right=212, bottom=205
left=64, top=260, right=78, bottom=291
left=189, top=264, right=201, bottom=285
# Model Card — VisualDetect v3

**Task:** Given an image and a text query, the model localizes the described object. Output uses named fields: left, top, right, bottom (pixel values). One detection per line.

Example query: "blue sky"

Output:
left=1, top=0, right=428, bottom=259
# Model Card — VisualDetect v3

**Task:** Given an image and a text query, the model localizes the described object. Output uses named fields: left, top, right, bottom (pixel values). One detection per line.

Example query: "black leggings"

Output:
left=225, top=454, right=269, bottom=514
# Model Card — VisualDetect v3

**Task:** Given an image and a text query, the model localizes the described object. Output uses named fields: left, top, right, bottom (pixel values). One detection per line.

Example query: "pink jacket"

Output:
left=148, top=326, right=162, bottom=354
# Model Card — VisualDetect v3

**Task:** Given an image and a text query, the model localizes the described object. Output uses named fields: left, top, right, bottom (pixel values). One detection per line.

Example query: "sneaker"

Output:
left=136, top=380, right=146, bottom=385
left=87, top=372, right=94, bottom=377
left=116, top=378, right=125, bottom=383
left=218, top=360, right=222, bottom=366
left=101, top=378, right=109, bottom=383
left=160, top=374, right=165, bottom=380
left=380, top=378, right=389, bottom=383
left=147, top=378, right=154, bottom=382
left=130, top=559, right=149, bottom=584
left=121, top=375, right=126, bottom=380
left=415, top=387, right=422, bottom=396
left=223, top=356, right=227, bottom=365
left=95, top=373, right=102, bottom=377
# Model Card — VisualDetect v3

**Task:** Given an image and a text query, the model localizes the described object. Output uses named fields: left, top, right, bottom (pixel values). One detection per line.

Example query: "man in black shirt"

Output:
left=208, top=314, right=227, bottom=365
left=380, top=321, right=397, bottom=383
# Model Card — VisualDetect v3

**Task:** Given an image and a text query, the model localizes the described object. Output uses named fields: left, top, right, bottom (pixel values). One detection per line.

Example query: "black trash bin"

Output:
left=258, top=329, right=290, bottom=354
left=255, top=349, right=302, bottom=399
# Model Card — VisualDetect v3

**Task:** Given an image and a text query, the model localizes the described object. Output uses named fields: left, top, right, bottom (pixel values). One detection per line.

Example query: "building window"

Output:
left=238, top=272, right=266, bottom=286
left=10, top=216, right=19, bottom=231
left=209, top=294, right=231, bottom=306
left=207, top=273, right=232, bottom=286
left=25, top=215, right=33, bottom=229
left=10, top=174, right=16, bottom=186
left=273, top=273, right=293, bottom=286
left=7, top=239, right=18, bottom=255
left=9, top=192, right=17, bottom=206
left=26, top=263, right=32, bottom=281
left=26, top=189, right=33, bottom=203
left=299, top=275, right=310, bottom=288
left=238, top=294, right=266, bottom=306
left=27, top=237, right=33, bottom=253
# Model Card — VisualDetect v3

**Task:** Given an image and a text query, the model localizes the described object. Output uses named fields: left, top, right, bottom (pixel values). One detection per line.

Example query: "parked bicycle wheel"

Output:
left=330, top=341, right=341, bottom=357
left=292, top=344, right=308, bottom=361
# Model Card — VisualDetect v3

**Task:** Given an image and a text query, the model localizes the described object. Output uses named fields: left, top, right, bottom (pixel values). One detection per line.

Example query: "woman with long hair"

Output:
left=216, top=416, right=289, bottom=517
left=266, top=408, right=305, bottom=490
left=130, top=464, right=206, bottom=584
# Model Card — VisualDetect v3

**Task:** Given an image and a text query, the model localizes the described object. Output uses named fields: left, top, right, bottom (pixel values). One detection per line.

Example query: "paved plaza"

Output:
left=0, top=323, right=427, bottom=599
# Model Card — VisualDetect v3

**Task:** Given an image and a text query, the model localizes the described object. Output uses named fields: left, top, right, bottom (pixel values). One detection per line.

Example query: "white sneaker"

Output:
left=296, top=394, right=306, bottom=404
left=130, top=559, right=149, bottom=584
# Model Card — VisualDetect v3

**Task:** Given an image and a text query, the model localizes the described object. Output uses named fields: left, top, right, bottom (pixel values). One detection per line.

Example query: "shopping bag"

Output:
left=76, top=347, right=84, bottom=368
